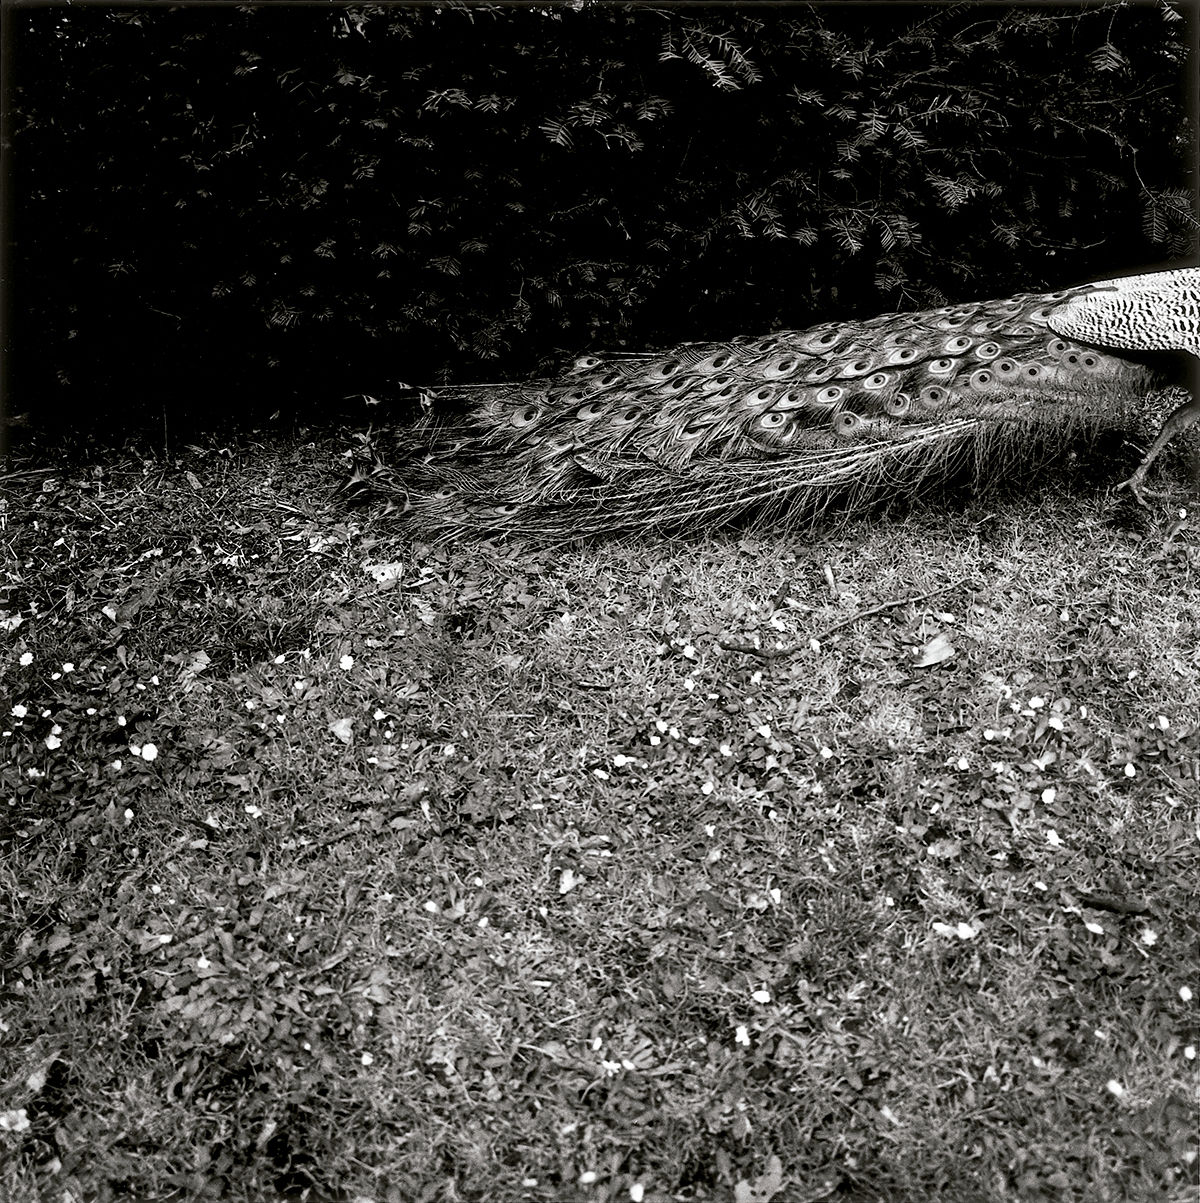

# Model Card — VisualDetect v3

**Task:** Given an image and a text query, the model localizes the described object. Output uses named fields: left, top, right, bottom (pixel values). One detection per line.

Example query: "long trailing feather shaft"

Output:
left=347, top=267, right=1200, bottom=540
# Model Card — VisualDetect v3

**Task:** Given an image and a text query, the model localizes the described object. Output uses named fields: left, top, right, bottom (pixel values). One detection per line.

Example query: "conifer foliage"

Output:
left=9, top=3, right=1195, bottom=436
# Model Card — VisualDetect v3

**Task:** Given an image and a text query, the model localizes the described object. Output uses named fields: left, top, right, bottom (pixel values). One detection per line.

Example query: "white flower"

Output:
left=19, top=652, right=32, bottom=667
left=339, top=654, right=355, bottom=670
left=11, top=704, right=27, bottom=718
left=734, top=1025, right=751, bottom=1046
left=1041, top=788, right=1056, bottom=805
left=751, top=988, right=771, bottom=1004
left=1180, top=985, right=1194, bottom=1003
left=62, top=662, right=74, bottom=673
left=141, top=743, right=158, bottom=762
left=1045, top=829, right=1063, bottom=848
left=44, top=734, right=61, bottom=750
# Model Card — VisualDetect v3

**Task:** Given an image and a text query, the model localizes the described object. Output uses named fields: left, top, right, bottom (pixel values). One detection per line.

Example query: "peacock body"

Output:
left=350, top=266, right=1200, bottom=541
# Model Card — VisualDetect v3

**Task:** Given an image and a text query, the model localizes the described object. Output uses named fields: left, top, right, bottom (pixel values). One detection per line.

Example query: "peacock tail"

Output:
left=347, top=266, right=1200, bottom=541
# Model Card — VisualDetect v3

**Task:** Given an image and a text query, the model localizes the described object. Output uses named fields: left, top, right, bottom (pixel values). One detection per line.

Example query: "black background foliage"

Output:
left=8, top=1, right=1196, bottom=439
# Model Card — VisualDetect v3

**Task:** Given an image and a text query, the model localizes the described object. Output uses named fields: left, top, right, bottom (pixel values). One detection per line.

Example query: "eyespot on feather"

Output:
left=813, top=386, right=845, bottom=408
left=742, top=386, right=777, bottom=408
left=762, top=356, right=801, bottom=380
left=510, top=405, right=541, bottom=428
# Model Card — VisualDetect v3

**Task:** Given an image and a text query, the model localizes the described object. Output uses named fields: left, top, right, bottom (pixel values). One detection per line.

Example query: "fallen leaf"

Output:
left=913, top=633, right=956, bottom=667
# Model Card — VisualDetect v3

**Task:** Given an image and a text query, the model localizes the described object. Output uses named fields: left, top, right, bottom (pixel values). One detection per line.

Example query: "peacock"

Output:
left=346, top=266, right=1199, bottom=541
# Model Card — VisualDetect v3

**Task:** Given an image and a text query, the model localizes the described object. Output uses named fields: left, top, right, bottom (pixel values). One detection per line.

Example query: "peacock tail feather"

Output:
left=346, top=267, right=1200, bottom=541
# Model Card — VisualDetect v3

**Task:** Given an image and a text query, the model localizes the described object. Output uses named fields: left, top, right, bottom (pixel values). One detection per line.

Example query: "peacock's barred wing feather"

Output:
left=347, top=267, right=1200, bottom=540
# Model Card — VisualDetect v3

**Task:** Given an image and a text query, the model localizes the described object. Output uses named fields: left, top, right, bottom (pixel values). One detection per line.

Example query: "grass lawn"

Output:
left=1, top=430, right=1197, bottom=1203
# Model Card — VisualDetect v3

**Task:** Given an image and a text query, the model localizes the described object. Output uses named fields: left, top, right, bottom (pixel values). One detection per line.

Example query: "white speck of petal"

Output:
left=361, top=1052, right=374, bottom=1066
left=630, top=1185, right=645, bottom=1203
left=751, top=989, right=771, bottom=1004
left=10, top=704, right=27, bottom=718
left=123, top=808, right=134, bottom=824
left=1079, top=705, right=1088, bottom=718
left=756, top=724, right=772, bottom=738
left=197, top=955, right=211, bottom=970
left=112, top=759, right=122, bottom=770
left=819, top=746, right=833, bottom=760
left=592, top=768, right=610, bottom=780
left=1084, top=920, right=1105, bottom=935
left=1140, top=929, right=1158, bottom=946
left=0, top=1109, right=31, bottom=1132
left=1180, top=985, right=1194, bottom=1003
left=44, top=734, right=61, bottom=750
left=117, top=715, right=126, bottom=726
left=1124, top=763, right=1136, bottom=778
left=1105, top=1079, right=1125, bottom=1098
left=735, top=1025, right=750, bottom=1046
left=719, top=742, right=732, bottom=757
left=158, top=933, right=172, bottom=945
left=373, top=708, right=386, bottom=721
left=1157, top=715, right=1170, bottom=730
left=648, top=734, right=660, bottom=746
left=62, top=662, right=74, bottom=673
left=244, top=803, right=264, bottom=818
left=701, top=781, right=714, bottom=796
left=19, top=652, right=32, bottom=667
left=1029, top=696, right=1046, bottom=709
left=613, top=754, right=629, bottom=767
left=1184, top=1046, right=1196, bottom=1061
left=704, top=824, right=716, bottom=837
left=956, top=757, right=970, bottom=770
left=1041, top=788, right=1056, bottom=805
left=578, top=1171, right=597, bottom=1186
left=141, top=743, right=158, bottom=762
left=340, top=654, right=354, bottom=670
left=1046, top=829, right=1063, bottom=847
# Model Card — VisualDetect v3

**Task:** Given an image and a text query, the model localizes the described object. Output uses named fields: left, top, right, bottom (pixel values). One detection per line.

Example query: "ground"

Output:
left=1, top=430, right=1197, bottom=1203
